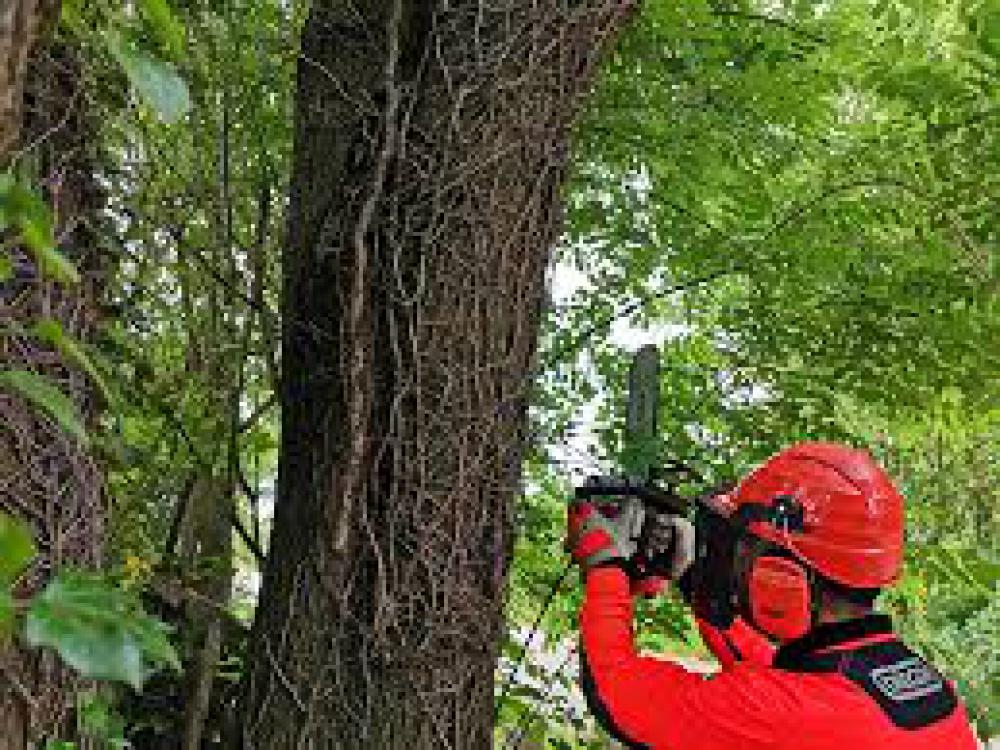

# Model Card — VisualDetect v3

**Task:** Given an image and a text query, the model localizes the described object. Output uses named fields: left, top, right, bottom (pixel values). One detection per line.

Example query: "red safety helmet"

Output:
left=726, top=441, right=904, bottom=589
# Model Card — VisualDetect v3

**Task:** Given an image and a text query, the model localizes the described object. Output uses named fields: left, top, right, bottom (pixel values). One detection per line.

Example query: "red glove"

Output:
left=566, top=499, right=641, bottom=573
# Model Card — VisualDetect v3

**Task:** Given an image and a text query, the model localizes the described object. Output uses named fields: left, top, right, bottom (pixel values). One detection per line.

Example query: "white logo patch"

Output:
left=870, top=658, right=944, bottom=702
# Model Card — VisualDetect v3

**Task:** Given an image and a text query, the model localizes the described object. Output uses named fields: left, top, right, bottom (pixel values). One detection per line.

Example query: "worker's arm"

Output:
left=580, top=566, right=779, bottom=750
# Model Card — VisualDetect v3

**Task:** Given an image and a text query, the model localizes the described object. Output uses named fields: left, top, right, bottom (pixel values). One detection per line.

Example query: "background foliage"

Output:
left=503, top=0, right=997, bottom=746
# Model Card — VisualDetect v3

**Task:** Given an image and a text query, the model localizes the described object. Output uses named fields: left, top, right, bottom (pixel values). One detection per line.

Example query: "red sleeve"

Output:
left=696, top=617, right=775, bottom=670
left=580, top=566, right=781, bottom=750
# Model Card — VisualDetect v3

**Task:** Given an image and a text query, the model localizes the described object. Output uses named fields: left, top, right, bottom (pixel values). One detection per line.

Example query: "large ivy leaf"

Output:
left=107, top=32, right=191, bottom=124
left=0, top=370, right=88, bottom=445
left=0, top=174, right=80, bottom=284
left=0, top=512, right=36, bottom=585
left=26, top=573, right=180, bottom=691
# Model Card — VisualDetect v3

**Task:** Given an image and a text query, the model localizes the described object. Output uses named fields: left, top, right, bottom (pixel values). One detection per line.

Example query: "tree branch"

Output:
left=239, top=392, right=277, bottom=434
left=710, top=8, right=827, bottom=45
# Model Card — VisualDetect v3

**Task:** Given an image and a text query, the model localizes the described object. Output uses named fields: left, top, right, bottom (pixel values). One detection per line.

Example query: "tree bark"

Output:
left=0, top=0, right=59, bottom=163
left=240, top=1, right=635, bottom=747
left=0, top=34, right=106, bottom=749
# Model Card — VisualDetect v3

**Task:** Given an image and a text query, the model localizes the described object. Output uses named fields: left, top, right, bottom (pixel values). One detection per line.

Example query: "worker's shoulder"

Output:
left=704, top=659, right=979, bottom=748
left=683, top=666, right=976, bottom=750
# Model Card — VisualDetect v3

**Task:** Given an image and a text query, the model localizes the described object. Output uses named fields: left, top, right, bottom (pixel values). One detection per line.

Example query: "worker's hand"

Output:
left=566, top=499, right=642, bottom=574
left=632, top=514, right=696, bottom=597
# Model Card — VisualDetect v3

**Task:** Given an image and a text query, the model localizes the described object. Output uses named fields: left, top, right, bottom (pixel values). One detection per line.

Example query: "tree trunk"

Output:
left=178, top=88, right=243, bottom=750
left=241, top=1, right=635, bottom=747
left=0, top=34, right=106, bottom=749
left=178, top=468, right=235, bottom=750
left=0, top=0, right=59, bottom=162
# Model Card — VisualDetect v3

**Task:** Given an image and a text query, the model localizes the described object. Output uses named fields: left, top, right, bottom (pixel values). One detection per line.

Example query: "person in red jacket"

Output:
left=566, top=441, right=979, bottom=749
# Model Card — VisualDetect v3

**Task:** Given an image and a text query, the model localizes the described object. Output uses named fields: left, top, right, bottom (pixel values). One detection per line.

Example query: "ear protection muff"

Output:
left=748, top=555, right=812, bottom=641
left=686, top=492, right=816, bottom=637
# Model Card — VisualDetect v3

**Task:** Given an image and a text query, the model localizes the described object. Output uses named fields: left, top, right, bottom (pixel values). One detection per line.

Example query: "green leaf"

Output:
left=0, top=512, right=36, bottom=585
left=974, top=5, right=1000, bottom=58
left=30, top=318, right=62, bottom=345
left=0, top=254, right=12, bottom=282
left=31, top=319, right=115, bottom=406
left=77, top=692, right=128, bottom=744
left=246, top=427, right=278, bottom=455
left=19, top=205, right=54, bottom=255
left=139, top=0, right=186, bottom=57
left=0, top=588, right=15, bottom=642
left=60, top=0, right=84, bottom=29
left=34, top=245, right=82, bottom=284
left=0, top=176, right=51, bottom=249
left=107, top=32, right=191, bottom=124
left=26, top=572, right=180, bottom=690
left=0, top=175, right=79, bottom=284
left=0, top=370, right=88, bottom=445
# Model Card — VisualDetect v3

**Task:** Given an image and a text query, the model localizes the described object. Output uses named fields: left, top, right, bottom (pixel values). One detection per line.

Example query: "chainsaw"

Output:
left=573, top=344, right=701, bottom=584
